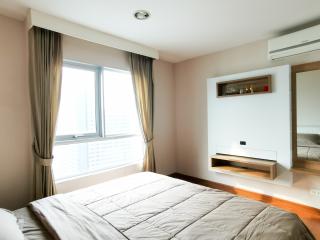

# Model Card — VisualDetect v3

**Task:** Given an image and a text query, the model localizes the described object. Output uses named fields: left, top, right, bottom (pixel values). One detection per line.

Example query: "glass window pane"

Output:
left=53, top=65, right=145, bottom=181
left=103, top=69, right=140, bottom=135
left=56, top=65, right=97, bottom=136
left=53, top=136, right=144, bottom=180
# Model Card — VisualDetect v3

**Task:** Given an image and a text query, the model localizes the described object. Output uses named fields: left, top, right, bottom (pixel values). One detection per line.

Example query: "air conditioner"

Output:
left=268, top=24, right=320, bottom=60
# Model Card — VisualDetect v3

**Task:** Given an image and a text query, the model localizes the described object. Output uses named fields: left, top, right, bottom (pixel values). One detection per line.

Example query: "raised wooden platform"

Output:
left=210, top=154, right=277, bottom=180
left=170, top=173, right=320, bottom=239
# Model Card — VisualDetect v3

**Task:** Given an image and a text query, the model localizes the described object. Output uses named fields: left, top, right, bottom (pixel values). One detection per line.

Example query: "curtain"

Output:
left=29, top=26, right=63, bottom=199
left=129, top=53, right=156, bottom=172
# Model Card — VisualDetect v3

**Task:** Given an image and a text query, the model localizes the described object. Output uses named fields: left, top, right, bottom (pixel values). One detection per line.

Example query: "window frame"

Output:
left=54, top=60, right=144, bottom=180
left=55, top=60, right=103, bottom=143
left=56, top=60, right=141, bottom=145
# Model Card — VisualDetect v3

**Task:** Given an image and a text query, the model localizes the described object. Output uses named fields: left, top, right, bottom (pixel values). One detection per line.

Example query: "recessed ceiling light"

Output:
left=134, top=10, right=150, bottom=20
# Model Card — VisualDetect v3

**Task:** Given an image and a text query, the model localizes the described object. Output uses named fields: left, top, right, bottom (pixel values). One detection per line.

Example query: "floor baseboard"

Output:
left=169, top=172, right=320, bottom=239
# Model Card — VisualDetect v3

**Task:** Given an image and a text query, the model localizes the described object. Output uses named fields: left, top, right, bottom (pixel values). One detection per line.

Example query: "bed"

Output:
left=14, top=172, right=314, bottom=240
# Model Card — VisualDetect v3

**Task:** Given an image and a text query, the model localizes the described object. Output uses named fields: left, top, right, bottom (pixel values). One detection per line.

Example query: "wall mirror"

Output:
left=292, top=61, right=320, bottom=174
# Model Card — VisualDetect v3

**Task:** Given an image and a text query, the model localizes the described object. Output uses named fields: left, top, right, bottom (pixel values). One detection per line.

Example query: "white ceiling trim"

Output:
left=26, top=9, right=159, bottom=59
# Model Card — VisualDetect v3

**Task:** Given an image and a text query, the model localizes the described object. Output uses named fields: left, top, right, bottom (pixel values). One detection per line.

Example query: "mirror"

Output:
left=294, top=65, right=320, bottom=172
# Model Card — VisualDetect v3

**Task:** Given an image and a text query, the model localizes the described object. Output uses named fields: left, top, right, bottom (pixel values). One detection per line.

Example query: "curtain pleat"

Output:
left=129, top=53, right=156, bottom=172
left=29, top=26, right=63, bottom=199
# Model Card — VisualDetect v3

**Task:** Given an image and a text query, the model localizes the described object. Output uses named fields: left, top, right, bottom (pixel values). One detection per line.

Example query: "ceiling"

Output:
left=0, top=0, right=320, bottom=63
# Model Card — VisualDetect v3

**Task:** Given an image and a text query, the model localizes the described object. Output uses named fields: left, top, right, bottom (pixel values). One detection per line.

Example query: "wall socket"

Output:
left=310, top=189, right=320, bottom=198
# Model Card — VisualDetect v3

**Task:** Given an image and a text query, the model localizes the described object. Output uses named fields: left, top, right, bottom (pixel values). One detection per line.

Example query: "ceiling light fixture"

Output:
left=134, top=10, right=150, bottom=20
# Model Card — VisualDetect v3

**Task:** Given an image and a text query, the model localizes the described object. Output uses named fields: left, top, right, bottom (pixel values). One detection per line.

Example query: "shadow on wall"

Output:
left=276, top=17, right=320, bottom=35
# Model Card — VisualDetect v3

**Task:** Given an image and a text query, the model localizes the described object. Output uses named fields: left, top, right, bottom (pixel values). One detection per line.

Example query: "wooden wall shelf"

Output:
left=210, top=154, right=277, bottom=180
left=217, top=75, right=272, bottom=97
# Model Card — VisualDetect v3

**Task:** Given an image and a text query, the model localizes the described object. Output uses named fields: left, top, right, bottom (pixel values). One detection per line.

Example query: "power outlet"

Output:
left=310, top=189, right=320, bottom=198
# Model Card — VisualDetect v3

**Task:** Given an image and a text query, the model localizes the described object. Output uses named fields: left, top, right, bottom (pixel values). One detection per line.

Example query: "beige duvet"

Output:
left=15, top=172, right=314, bottom=240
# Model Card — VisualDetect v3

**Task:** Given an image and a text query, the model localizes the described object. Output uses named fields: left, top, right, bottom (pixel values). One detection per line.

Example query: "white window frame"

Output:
left=56, top=60, right=141, bottom=145
left=55, top=60, right=103, bottom=143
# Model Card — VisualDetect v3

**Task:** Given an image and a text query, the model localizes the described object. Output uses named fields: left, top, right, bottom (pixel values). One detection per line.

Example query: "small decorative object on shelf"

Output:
left=217, top=75, right=272, bottom=97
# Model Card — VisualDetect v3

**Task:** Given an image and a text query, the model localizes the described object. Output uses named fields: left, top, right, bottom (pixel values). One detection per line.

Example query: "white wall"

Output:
left=208, top=65, right=291, bottom=163
left=174, top=39, right=320, bottom=209
left=0, top=15, right=32, bottom=210
left=208, top=66, right=293, bottom=188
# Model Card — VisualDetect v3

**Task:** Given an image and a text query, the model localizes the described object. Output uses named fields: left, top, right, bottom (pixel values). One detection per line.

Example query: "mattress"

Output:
left=15, top=172, right=314, bottom=240
left=14, top=207, right=52, bottom=240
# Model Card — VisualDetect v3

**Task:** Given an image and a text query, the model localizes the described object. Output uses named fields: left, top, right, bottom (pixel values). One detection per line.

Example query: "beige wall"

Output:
left=1, top=12, right=319, bottom=209
left=56, top=36, right=176, bottom=192
left=153, top=60, right=176, bottom=175
left=0, top=15, right=32, bottom=210
left=63, top=36, right=176, bottom=176
left=63, top=35, right=129, bottom=71
left=0, top=18, right=176, bottom=206
left=174, top=39, right=320, bottom=208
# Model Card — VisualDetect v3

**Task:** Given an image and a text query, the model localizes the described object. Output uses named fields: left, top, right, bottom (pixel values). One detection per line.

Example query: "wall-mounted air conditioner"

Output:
left=268, top=24, right=320, bottom=60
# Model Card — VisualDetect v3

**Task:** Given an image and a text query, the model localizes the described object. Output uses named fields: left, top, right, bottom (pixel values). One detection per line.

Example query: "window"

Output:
left=56, top=62, right=101, bottom=140
left=103, top=69, right=140, bottom=135
left=53, top=61, right=144, bottom=180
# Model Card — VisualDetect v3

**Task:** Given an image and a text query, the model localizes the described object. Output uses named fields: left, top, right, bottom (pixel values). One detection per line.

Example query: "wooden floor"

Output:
left=171, top=173, right=320, bottom=239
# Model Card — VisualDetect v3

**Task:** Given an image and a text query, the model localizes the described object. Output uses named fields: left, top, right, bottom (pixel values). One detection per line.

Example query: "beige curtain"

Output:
left=129, top=53, right=156, bottom=172
left=29, top=27, right=63, bottom=199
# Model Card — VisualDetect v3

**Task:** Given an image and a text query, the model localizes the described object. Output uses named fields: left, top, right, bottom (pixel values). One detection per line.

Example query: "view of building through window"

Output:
left=53, top=62, right=144, bottom=180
